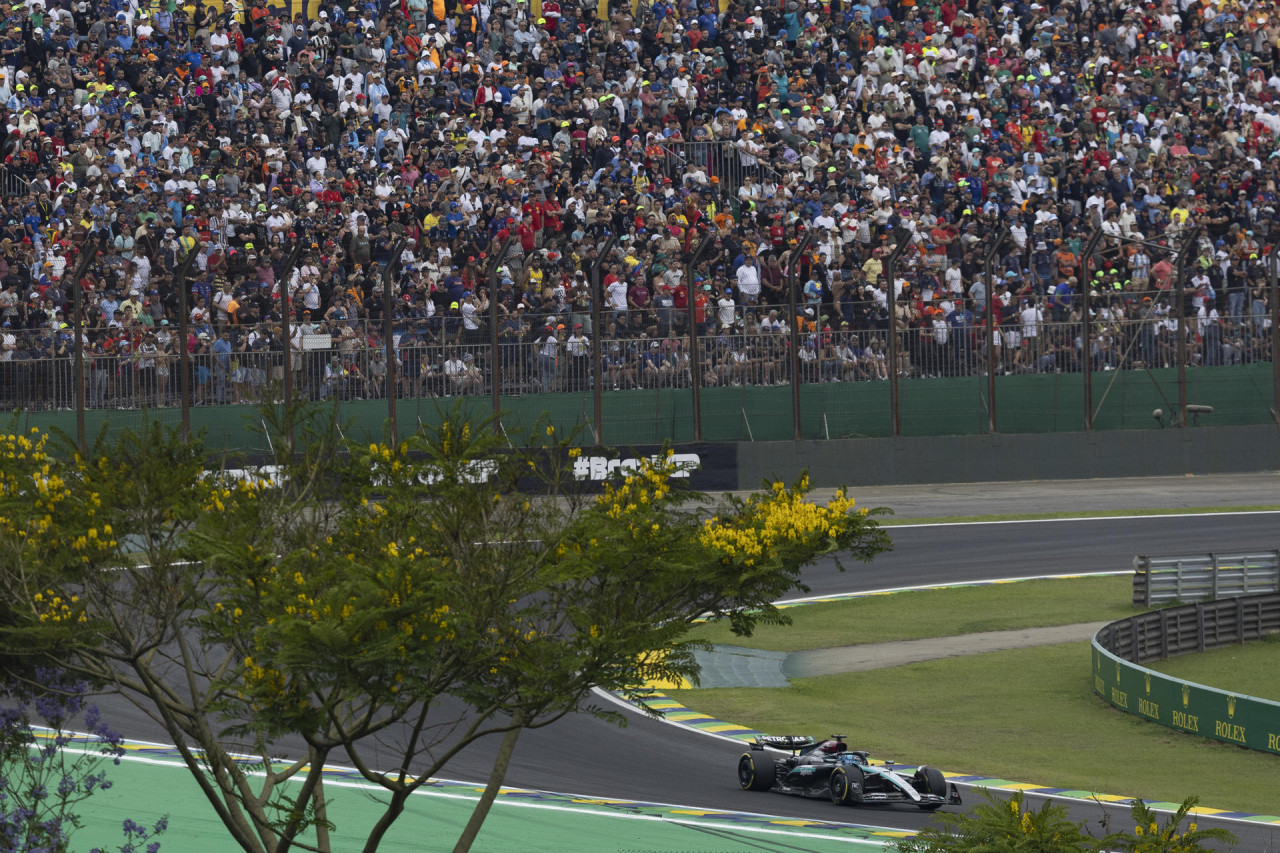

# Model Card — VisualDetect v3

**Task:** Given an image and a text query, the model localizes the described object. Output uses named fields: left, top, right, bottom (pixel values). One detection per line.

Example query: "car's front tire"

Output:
left=738, top=752, right=776, bottom=792
left=914, top=766, right=947, bottom=797
left=829, top=768, right=850, bottom=804
left=914, top=765, right=948, bottom=809
left=829, top=765, right=863, bottom=805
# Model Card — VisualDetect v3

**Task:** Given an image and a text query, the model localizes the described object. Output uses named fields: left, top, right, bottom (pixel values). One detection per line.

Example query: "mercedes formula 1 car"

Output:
left=737, top=735, right=962, bottom=810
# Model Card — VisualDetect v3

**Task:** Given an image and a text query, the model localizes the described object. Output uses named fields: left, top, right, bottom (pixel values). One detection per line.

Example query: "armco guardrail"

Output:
left=1132, top=552, right=1280, bottom=607
left=1092, top=593, right=1280, bottom=755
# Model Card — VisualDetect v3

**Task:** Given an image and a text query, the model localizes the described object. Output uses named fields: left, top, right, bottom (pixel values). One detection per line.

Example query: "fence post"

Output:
left=485, top=236, right=517, bottom=437
left=1270, top=252, right=1279, bottom=422
left=173, top=249, right=201, bottom=444
left=982, top=228, right=1010, bottom=434
left=70, top=233, right=102, bottom=455
left=1172, top=228, right=1201, bottom=428
left=686, top=235, right=716, bottom=442
left=1079, top=229, right=1103, bottom=430
left=884, top=227, right=912, bottom=437
left=589, top=235, right=617, bottom=446
left=277, top=242, right=306, bottom=452
left=1195, top=603, right=1205, bottom=652
left=789, top=232, right=815, bottom=440
left=382, top=238, right=408, bottom=441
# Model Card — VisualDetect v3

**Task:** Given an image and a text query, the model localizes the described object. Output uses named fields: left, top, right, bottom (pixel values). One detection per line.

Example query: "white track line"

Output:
left=775, top=571, right=1130, bottom=606
left=887, top=510, right=1280, bottom=529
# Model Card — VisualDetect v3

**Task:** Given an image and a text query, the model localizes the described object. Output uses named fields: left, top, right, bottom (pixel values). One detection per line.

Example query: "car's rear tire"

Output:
left=738, top=752, right=776, bottom=791
left=915, top=765, right=948, bottom=798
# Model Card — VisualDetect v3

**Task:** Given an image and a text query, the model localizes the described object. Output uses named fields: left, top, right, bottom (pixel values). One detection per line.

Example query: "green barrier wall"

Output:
left=14, top=362, right=1279, bottom=452
left=1092, top=626, right=1280, bottom=756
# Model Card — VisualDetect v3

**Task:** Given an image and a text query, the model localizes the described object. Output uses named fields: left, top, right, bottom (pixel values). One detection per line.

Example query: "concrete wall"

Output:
left=736, top=424, right=1280, bottom=488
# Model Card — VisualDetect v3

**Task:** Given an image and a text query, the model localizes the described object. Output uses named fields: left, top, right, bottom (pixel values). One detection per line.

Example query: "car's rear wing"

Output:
left=750, top=735, right=816, bottom=752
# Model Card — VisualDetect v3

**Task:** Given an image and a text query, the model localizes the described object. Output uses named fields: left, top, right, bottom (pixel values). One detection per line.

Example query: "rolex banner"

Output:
left=1093, top=643, right=1280, bottom=756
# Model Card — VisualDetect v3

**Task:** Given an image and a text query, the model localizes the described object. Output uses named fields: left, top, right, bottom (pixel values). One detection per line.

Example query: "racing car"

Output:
left=737, top=735, right=962, bottom=810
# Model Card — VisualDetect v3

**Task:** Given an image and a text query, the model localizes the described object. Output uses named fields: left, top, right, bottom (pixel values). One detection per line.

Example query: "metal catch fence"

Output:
left=1097, top=592, right=1280, bottom=664
left=1132, top=552, right=1280, bottom=607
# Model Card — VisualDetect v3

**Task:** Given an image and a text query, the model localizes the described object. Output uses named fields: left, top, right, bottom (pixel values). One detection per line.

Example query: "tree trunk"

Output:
left=360, top=790, right=409, bottom=853
left=315, top=773, right=331, bottom=852
left=450, top=724, right=521, bottom=853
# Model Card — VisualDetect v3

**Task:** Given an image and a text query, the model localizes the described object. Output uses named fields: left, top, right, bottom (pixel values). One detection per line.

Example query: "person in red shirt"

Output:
left=769, top=214, right=786, bottom=249
left=1003, top=117, right=1022, bottom=147
left=319, top=179, right=343, bottom=205
left=541, top=195, right=563, bottom=233
left=692, top=283, right=710, bottom=332
left=1030, top=121, right=1047, bottom=155
left=517, top=220, right=535, bottom=253
left=541, top=0, right=560, bottom=32
left=522, top=196, right=545, bottom=232
left=671, top=278, right=689, bottom=328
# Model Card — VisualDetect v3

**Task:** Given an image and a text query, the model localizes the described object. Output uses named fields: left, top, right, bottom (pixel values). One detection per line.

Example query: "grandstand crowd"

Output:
left=0, top=0, right=1278, bottom=408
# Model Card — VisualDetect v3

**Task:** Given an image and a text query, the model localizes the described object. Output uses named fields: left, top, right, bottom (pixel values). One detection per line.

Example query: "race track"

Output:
left=439, top=514, right=1280, bottom=849
left=100, top=510, right=1280, bottom=850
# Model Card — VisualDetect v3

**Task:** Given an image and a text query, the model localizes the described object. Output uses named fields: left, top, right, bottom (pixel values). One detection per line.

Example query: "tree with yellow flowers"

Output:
left=0, top=426, right=115, bottom=672
left=0, top=406, right=892, bottom=853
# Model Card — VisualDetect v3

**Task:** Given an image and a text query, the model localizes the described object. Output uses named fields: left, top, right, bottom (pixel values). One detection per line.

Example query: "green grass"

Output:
left=691, top=576, right=1139, bottom=652
left=1148, top=633, right=1280, bottom=703
left=877, top=506, right=1280, bottom=526
left=669, top=642, right=1280, bottom=815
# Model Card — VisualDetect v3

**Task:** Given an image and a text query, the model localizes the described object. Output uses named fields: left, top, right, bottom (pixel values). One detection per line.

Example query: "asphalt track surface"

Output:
left=99, top=474, right=1280, bottom=850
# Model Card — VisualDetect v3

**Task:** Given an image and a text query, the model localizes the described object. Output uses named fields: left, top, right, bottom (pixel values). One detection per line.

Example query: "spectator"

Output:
left=0, top=0, right=1272, bottom=416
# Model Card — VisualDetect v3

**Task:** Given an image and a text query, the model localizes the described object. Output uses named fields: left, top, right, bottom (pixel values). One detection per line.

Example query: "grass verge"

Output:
left=877, top=506, right=1280, bottom=526
left=691, top=576, right=1138, bottom=652
left=668, top=642, right=1280, bottom=815
left=1148, top=633, right=1280, bottom=703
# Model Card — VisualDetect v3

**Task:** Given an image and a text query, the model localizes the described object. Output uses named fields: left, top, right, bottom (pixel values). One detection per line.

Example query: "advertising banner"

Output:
left=569, top=442, right=738, bottom=492
left=1092, top=641, right=1280, bottom=756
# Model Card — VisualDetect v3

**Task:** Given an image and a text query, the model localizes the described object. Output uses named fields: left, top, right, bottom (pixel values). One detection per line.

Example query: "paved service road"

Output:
left=782, top=621, right=1113, bottom=679
left=98, top=475, right=1280, bottom=850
